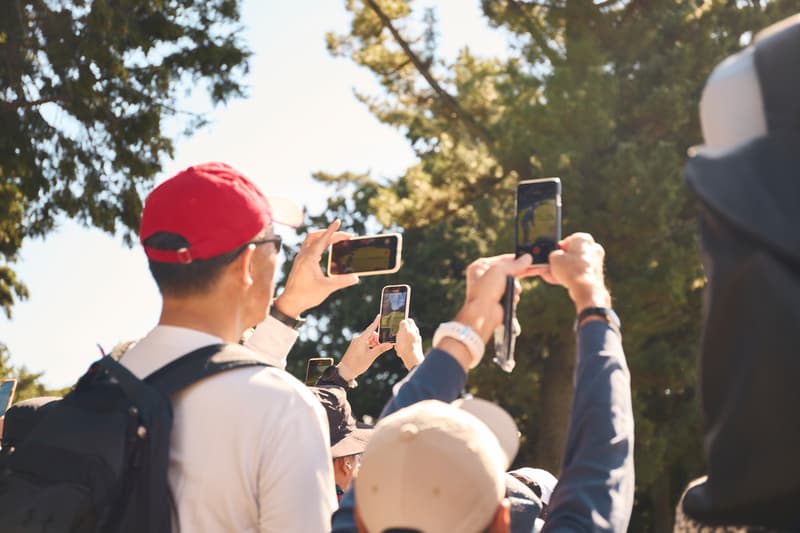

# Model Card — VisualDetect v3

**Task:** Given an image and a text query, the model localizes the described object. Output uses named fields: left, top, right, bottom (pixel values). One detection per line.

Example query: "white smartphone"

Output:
left=327, top=233, right=403, bottom=276
left=379, top=284, right=411, bottom=344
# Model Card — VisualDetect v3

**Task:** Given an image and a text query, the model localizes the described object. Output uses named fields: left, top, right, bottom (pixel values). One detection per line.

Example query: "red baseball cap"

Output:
left=140, top=162, right=303, bottom=263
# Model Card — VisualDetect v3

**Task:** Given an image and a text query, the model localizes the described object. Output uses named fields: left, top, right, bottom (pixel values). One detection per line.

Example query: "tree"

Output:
left=0, top=0, right=251, bottom=318
left=1, top=343, right=69, bottom=403
left=292, top=1, right=799, bottom=529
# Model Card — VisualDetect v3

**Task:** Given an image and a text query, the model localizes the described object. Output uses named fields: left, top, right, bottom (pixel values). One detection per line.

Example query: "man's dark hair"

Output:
left=144, top=232, right=249, bottom=297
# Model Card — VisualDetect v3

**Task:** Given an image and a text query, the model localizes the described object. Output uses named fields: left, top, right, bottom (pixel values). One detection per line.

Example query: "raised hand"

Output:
left=273, top=219, right=359, bottom=318
left=337, top=315, right=394, bottom=382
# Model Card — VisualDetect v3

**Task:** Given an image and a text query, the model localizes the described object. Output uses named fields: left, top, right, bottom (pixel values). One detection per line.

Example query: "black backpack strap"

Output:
left=144, top=343, right=271, bottom=397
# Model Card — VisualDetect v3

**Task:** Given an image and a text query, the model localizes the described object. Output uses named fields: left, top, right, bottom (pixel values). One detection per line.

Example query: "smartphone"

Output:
left=0, top=379, right=18, bottom=417
left=493, top=276, right=520, bottom=373
left=378, top=284, right=411, bottom=344
left=327, top=233, right=402, bottom=276
left=305, top=357, right=334, bottom=386
left=515, top=178, right=562, bottom=263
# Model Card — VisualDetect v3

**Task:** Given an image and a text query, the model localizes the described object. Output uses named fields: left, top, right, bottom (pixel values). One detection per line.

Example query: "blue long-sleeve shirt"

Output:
left=332, top=320, right=634, bottom=532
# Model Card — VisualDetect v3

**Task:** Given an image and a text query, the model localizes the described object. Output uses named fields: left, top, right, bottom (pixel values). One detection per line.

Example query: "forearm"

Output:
left=244, top=315, right=299, bottom=370
left=543, top=320, right=634, bottom=532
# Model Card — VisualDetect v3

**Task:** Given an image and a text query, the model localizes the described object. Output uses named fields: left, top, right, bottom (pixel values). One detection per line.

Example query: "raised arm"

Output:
left=541, top=233, right=634, bottom=532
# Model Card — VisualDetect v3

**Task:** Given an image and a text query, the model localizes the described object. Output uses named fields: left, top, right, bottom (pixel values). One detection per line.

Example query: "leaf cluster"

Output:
left=0, top=0, right=251, bottom=315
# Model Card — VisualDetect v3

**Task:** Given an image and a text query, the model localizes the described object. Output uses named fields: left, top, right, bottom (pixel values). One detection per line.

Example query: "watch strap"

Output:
left=433, top=321, right=485, bottom=369
left=269, top=304, right=306, bottom=330
left=574, top=307, right=621, bottom=334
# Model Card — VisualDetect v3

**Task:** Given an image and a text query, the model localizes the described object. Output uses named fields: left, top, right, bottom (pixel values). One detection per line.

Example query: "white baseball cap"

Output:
left=354, top=398, right=520, bottom=533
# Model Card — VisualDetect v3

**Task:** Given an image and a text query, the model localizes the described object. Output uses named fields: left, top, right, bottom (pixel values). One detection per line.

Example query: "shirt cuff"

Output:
left=244, top=315, right=299, bottom=370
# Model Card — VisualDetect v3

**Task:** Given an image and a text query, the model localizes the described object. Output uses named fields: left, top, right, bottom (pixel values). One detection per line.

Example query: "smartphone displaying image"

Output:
left=0, top=379, right=18, bottom=417
left=378, top=284, right=411, bottom=344
left=305, top=357, right=334, bottom=386
left=515, top=178, right=562, bottom=263
left=327, top=233, right=402, bottom=276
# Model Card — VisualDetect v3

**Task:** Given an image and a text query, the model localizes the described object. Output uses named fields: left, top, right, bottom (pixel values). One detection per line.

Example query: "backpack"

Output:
left=0, top=343, right=269, bottom=533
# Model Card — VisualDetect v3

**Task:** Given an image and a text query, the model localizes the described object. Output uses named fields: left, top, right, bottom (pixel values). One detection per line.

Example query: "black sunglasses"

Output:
left=249, top=235, right=283, bottom=254
left=224, top=235, right=283, bottom=264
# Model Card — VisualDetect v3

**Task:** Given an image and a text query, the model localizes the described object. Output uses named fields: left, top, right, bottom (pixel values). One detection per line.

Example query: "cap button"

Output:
left=400, top=423, right=419, bottom=441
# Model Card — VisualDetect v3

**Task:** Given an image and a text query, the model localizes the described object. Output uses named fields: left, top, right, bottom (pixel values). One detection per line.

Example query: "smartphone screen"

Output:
left=305, top=358, right=334, bottom=386
left=379, top=285, right=411, bottom=343
left=515, top=178, right=562, bottom=263
left=328, top=234, right=402, bottom=276
left=0, top=379, right=18, bottom=417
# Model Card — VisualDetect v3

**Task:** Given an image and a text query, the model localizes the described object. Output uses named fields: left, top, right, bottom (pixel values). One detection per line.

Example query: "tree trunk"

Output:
left=651, top=472, right=674, bottom=533
left=535, top=334, right=576, bottom=474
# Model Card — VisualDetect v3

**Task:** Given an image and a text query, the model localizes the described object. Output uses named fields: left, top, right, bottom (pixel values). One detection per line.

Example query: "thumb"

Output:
left=373, top=342, right=394, bottom=354
left=504, top=253, right=533, bottom=277
left=329, top=273, right=359, bottom=291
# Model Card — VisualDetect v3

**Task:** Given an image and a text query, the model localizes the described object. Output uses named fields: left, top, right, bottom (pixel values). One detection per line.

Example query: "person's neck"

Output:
left=159, top=293, right=246, bottom=343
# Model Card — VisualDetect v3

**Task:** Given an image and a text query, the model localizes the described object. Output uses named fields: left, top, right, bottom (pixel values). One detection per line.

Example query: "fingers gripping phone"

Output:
left=379, top=285, right=411, bottom=344
left=328, top=233, right=403, bottom=276
left=493, top=276, right=521, bottom=373
left=305, top=357, right=334, bottom=386
left=515, top=178, right=562, bottom=263
left=0, top=379, right=18, bottom=417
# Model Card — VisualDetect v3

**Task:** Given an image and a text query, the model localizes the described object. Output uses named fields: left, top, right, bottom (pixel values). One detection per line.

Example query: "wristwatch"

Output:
left=269, top=304, right=306, bottom=330
left=432, top=322, right=485, bottom=369
left=574, top=307, right=621, bottom=334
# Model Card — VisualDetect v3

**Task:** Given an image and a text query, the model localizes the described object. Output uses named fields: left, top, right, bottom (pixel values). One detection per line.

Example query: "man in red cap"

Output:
left=121, top=162, right=358, bottom=532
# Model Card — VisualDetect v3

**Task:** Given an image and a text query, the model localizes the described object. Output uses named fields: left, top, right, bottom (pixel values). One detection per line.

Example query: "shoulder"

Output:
left=193, top=359, right=326, bottom=424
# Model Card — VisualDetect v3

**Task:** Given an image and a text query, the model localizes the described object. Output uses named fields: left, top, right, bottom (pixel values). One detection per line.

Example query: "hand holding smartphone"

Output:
left=515, top=178, right=562, bottom=263
left=379, top=284, right=411, bottom=344
left=328, top=233, right=402, bottom=276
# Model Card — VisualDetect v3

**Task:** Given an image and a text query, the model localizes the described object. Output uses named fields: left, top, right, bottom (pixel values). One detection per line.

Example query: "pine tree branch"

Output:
left=506, top=0, right=564, bottom=65
left=363, top=0, right=494, bottom=145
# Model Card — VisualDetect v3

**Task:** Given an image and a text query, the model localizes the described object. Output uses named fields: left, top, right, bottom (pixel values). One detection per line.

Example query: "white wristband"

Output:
left=433, top=322, right=485, bottom=369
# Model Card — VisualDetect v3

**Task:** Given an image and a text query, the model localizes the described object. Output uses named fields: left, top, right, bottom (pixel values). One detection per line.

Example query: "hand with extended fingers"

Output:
left=337, top=315, right=394, bottom=382
left=273, top=219, right=359, bottom=318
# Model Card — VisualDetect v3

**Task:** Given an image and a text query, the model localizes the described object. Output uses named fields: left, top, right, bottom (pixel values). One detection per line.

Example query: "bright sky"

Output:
left=0, top=1, right=509, bottom=389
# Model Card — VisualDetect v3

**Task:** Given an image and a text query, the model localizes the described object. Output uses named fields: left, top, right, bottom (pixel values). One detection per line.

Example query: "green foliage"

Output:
left=302, top=1, right=799, bottom=529
left=0, top=0, right=250, bottom=316
left=0, top=343, right=69, bottom=403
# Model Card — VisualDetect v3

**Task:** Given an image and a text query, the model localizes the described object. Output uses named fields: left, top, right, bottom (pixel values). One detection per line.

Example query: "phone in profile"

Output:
left=327, top=233, right=402, bottom=276
left=0, top=379, right=18, bottom=417
left=378, top=284, right=411, bottom=344
left=305, top=357, right=334, bottom=386
left=515, top=178, right=562, bottom=263
left=493, top=275, right=520, bottom=373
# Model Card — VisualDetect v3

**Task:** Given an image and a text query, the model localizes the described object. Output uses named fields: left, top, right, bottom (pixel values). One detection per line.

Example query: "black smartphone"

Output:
left=305, top=357, right=334, bottom=386
left=378, top=284, right=411, bottom=343
left=493, top=276, right=518, bottom=372
left=327, top=233, right=403, bottom=276
left=0, top=379, right=18, bottom=417
left=515, top=178, right=562, bottom=263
